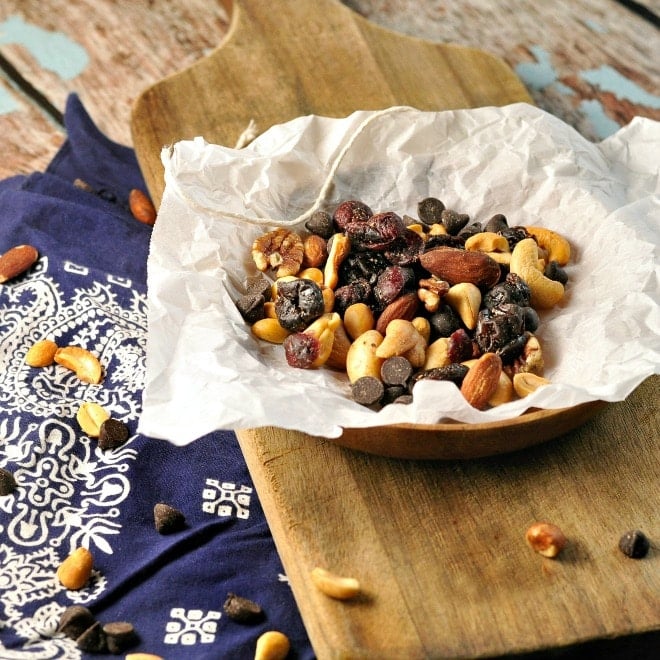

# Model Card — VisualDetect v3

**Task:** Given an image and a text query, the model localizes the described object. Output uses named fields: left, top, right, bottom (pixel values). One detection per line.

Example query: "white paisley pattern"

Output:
left=0, top=258, right=147, bottom=658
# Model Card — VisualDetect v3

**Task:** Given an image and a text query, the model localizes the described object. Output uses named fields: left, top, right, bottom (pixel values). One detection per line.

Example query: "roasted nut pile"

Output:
left=237, top=198, right=572, bottom=411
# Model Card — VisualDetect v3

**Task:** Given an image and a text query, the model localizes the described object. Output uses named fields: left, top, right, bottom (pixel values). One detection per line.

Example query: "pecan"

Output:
left=251, top=228, right=304, bottom=278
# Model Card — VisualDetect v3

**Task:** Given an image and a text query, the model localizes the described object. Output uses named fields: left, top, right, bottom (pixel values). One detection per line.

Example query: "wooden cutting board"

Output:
left=131, top=1, right=659, bottom=657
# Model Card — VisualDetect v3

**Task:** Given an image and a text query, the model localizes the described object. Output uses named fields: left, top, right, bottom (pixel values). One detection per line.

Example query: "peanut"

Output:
left=57, top=547, right=93, bottom=590
left=343, top=302, right=375, bottom=340
left=310, top=566, right=361, bottom=600
left=525, top=522, right=567, bottom=558
left=254, top=630, right=290, bottom=660
left=251, top=318, right=290, bottom=344
left=375, top=319, right=424, bottom=359
left=25, top=339, right=58, bottom=367
left=513, top=372, right=551, bottom=397
left=76, top=402, right=111, bottom=437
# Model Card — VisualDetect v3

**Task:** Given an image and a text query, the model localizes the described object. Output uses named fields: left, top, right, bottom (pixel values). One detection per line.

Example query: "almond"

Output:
left=0, top=244, right=39, bottom=283
left=460, top=352, right=502, bottom=409
left=419, top=246, right=500, bottom=289
left=128, top=189, right=157, bottom=225
left=375, top=291, right=419, bottom=335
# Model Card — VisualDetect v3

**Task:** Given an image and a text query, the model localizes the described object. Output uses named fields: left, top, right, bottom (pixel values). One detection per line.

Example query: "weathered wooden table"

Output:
left=1, top=2, right=658, bottom=658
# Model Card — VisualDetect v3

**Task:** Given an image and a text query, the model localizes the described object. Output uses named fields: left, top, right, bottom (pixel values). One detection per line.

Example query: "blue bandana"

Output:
left=0, top=94, right=314, bottom=659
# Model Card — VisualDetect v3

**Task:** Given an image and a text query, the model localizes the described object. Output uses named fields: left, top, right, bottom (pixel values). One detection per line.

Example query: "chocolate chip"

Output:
left=154, top=502, right=186, bottom=534
left=380, top=356, right=413, bottom=386
left=103, top=621, right=139, bottom=653
left=76, top=621, right=107, bottom=653
left=58, top=605, right=97, bottom=640
left=0, top=467, right=18, bottom=495
left=305, top=210, right=334, bottom=239
left=382, top=384, right=408, bottom=405
left=618, top=530, right=650, bottom=559
left=223, top=592, right=264, bottom=623
left=392, top=394, right=413, bottom=405
left=417, top=197, right=445, bottom=226
left=98, top=418, right=130, bottom=450
left=246, top=274, right=272, bottom=301
left=236, top=293, right=266, bottom=323
left=351, top=376, right=384, bottom=406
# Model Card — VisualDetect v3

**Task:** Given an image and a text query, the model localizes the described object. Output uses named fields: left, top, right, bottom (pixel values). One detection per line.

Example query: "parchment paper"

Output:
left=139, top=104, right=659, bottom=443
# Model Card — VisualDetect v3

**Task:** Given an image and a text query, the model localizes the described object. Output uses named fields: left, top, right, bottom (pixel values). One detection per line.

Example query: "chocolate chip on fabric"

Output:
left=76, top=621, right=107, bottom=653
left=97, top=418, right=130, bottom=450
left=223, top=592, right=265, bottom=623
left=103, top=621, right=139, bottom=653
left=154, top=502, right=186, bottom=534
left=57, top=605, right=97, bottom=640
left=0, top=467, right=18, bottom=495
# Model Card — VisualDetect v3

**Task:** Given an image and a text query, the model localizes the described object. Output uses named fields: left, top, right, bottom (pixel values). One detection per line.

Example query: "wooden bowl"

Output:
left=335, top=400, right=607, bottom=460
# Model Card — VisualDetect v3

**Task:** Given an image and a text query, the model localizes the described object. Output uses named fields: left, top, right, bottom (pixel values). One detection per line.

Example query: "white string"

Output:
left=168, top=105, right=415, bottom=228
left=234, top=119, right=260, bottom=149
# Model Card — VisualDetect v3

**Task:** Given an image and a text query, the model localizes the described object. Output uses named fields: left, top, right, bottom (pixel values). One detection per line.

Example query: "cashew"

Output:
left=325, top=320, right=352, bottom=370
left=428, top=222, right=447, bottom=236
left=25, top=339, right=58, bottom=367
left=510, top=238, right=564, bottom=309
left=526, top=226, right=571, bottom=266
left=464, top=231, right=509, bottom=253
left=418, top=287, right=440, bottom=312
left=310, top=566, right=361, bottom=600
left=57, top=547, right=93, bottom=590
left=54, top=346, right=103, bottom=384
left=346, top=329, right=384, bottom=383
left=254, top=630, right=291, bottom=660
left=343, top=302, right=375, bottom=340
left=251, top=318, right=290, bottom=344
left=375, top=319, right=424, bottom=359
left=323, top=233, right=351, bottom=289
left=76, top=402, right=111, bottom=437
left=488, top=370, right=515, bottom=406
left=424, top=337, right=450, bottom=369
left=444, top=282, right=482, bottom=330
left=322, top=285, right=335, bottom=313
left=513, top=371, right=551, bottom=397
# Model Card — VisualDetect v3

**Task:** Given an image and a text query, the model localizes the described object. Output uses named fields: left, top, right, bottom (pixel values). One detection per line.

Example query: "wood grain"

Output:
left=237, top=375, right=659, bottom=658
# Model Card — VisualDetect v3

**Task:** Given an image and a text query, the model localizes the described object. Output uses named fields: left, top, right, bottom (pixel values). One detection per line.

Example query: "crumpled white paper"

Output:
left=139, top=104, right=659, bottom=444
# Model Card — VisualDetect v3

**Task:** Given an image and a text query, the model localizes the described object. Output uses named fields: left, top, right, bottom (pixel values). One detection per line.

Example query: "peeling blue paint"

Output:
left=552, top=81, right=575, bottom=96
left=0, top=15, right=88, bottom=81
left=583, top=19, right=607, bottom=34
left=581, top=65, right=660, bottom=109
left=515, top=46, right=558, bottom=90
left=579, top=99, right=621, bottom=139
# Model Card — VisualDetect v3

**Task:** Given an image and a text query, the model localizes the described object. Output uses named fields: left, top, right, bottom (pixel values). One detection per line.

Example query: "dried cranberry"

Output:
left=333, top=279, right=372, bottom=316
left=384, top=228, right=425, bottom=265
left=345, top=212, right=406, bottom=251
left=333, top=200, right=372, bottom=231
left=373, top=266, right=415, bottom=308
left=274, top=278, right=325, bottom=331
left=283, top=333, right=320, bottom=369
left=474, top=304, right=525, bottom=354
left=447, top=328, right=475, bottom=363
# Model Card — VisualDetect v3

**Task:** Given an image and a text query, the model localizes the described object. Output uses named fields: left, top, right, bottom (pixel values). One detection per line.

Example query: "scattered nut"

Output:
left=0, top=244, right=39, bottom=283
left=57, top=546, right=94, bottom=589
left=25, top=339, right=58, bottom=367
left=302, top=234, right=328, bottom=268
left=310, top=566, right=361, bottom=600
left=254, top=630, right=291, bottom=660
left=125, top=655, right=164, bottom=660
left=128, top=188, right=157, bottom=226
left=76, top=402, right=111, bottom=438
left=526, top=226, right=571, bottom=266
left=464, top=231, right=509, bottom=253
left=618, top=529, right=651, bottom=559
left=525, top=522, right=567, bottom=558
left=54, top=346, right=103, bottom=384
left=323, top=233, right=351, bottom=289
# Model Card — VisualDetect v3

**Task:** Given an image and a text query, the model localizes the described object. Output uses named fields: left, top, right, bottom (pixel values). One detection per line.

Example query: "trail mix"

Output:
left=236, top=197, right=571, bottom=410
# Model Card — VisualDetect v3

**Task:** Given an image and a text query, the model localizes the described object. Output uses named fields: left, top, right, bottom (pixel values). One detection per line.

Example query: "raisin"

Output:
left=474, top=304, right=525, bottom=354
left=521, top=306, right=540, bottom=332
left=618, top=530, right=650, bottom=559
left=483, top=273, right=531, bottom=309
left=545, top=260, right=568, bottom=285
left=410, top=363, right=469, bottom=388
left=333, top=200, right=372, bottom=231
left=223, top=593, right=265, bottom=623
left=334, top=279, right=372, bottom=316
left=499, top=225, right=531, bottom=250
left=373, top=266, right=415, bottom=308
left=424, top=233, right=465, bottom=250
left=384, top=228, right=425, bottom=265
left=496, top=332, right=529, bottom=365
left=274, top=278, right=325, bottom=331
left=338, top=251, right=389, bottom=286
left=283, top=333, right=321, bottom=368
left=429, top=305, right=462, bottom=338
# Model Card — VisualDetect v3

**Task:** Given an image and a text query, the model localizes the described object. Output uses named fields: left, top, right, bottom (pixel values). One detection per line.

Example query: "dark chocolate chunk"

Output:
left=154, top=502, right=186, bottom=534
left=57, top=605, right=97, bottom=640
left=351, top=376, right=384, bottom=406
left=236, top=293, right=266, bottom=323
left=618, top=530, right=651, bottom=559
left=0, top=467, right=18, bottom=495
left=98, top=418, right=130, bottom=450
left=103, top=621, right=139, bottom=653
left=76, top=621, right=107, bottom=653
left=380, top=356, right=413, bottom=386
left=223, top=592, right=265, bottom=623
